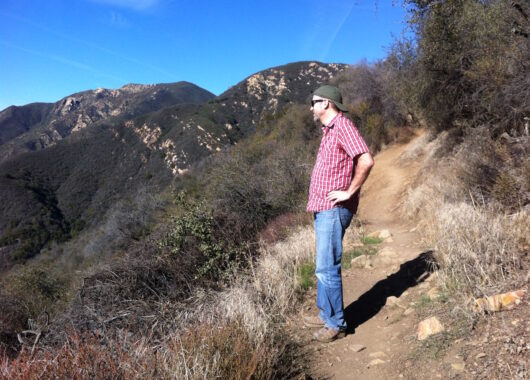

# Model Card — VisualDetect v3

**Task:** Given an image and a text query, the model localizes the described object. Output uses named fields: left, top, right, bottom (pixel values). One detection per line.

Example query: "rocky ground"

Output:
left=289, top=133, right=529, bottom=379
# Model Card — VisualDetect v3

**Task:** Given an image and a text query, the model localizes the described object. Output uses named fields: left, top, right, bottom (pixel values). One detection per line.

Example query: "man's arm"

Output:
left=326, top=152, right=374, bottom=206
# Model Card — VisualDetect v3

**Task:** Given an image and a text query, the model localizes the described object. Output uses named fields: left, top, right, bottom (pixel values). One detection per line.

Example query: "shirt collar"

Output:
left=322, top=112, right=342, bottom=131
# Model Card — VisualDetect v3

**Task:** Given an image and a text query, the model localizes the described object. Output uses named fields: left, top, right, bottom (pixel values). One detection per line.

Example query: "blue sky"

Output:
left=0, top=0, right=408, bottom=111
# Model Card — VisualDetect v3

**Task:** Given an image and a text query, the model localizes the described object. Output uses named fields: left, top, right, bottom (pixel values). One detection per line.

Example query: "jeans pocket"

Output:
left=339, top=208, right=353, bottom=230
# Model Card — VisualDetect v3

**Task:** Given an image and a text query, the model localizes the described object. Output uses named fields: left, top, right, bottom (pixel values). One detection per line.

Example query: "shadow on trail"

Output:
left=344, top=250, right=436, bottom=334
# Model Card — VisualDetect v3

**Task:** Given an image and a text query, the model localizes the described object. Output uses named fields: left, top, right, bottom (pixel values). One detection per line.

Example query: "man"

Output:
left=305, top=85, right=374, bottom=343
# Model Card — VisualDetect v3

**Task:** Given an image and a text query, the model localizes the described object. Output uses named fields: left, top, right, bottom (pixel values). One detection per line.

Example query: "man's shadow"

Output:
left=344, top=250, right=436, bottom=334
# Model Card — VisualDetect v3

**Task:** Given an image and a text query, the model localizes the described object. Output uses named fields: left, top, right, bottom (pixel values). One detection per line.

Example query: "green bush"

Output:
left=159, top=194, right=244, bottom=279
left=399, top=0, right=530, bottom=134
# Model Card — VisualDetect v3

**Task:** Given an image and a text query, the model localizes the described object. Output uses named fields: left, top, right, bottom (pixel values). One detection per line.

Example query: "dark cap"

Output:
left=313, top=85, right=348, bottom=112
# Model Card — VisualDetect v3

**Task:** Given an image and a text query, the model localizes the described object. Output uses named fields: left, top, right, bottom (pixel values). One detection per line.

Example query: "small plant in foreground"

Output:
left=296, top=262, right=315, bottom=291
left=361, top=236, right=383, bottom=245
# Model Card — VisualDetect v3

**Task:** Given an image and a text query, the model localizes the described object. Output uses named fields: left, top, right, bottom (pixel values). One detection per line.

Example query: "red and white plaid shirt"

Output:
left=307, top=113, right=370, bottom=213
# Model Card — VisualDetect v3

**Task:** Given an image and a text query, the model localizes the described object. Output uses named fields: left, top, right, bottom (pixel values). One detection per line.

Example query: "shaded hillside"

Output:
left=0, top=103, right=54, bottom=146
left=0, top=61, right=346, bottom=266
left=0, top=121, right=172, bottom=263
left=0, top=82, right=215, bottom=163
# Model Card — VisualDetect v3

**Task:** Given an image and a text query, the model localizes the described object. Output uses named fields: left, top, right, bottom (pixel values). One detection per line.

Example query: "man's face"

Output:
left=311, top=96, right=327, bottom=122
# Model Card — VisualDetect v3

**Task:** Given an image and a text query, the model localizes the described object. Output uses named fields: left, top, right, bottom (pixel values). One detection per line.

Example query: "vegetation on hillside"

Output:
left=1, top=1, right=528, bottom=377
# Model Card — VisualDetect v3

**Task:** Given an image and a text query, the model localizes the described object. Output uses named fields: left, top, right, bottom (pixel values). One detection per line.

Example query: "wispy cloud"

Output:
left=109, top=11, right=131, bottom=28
left=0, top=11, right=177, bottom=81
left=300, top=1, right=379, bottom=62
left=87, top=0, right=160, bottom=11
left=321, top=3, right=356, bottom=61
left=0, top=40, right=126, bottom=83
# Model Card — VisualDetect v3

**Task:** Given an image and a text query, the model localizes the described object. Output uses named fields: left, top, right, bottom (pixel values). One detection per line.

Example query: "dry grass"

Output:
left=401, top=128, right=529, bottom=301
left=1, top=226, right=317, bottom=378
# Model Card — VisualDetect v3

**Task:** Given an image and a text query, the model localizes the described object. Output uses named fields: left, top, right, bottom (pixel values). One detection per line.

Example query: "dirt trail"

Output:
left=298, top=131, right=439, bottom=379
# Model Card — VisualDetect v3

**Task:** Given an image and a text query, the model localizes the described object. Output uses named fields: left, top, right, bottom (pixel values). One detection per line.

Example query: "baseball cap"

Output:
left=313, top=85, right=348, bottom=112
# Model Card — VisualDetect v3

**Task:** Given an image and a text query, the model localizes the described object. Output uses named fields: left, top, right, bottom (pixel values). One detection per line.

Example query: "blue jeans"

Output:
left=314, top=207, right=353, bottom=330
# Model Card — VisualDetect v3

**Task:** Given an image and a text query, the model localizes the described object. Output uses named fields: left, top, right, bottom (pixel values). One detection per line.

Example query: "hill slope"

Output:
left=0, top=61, right=346, bottom=267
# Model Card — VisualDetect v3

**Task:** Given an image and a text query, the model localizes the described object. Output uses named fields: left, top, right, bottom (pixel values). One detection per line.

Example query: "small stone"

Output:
left=474, top=289, right=527, bottom=312
left=351, top=255, right=368, bottom=268
left=386, top=237, right=394, bottom=243
left=367, top=358, right=386, bottom=367
left=427, top=287, right=440, bottom=300
left=349, top=344, right=366, bottom=352
left=379, top=229, right=392, bottom=239
left=451, top=363, right=465, bottom=371
left=336, top=356, right=341, bottom=363
left=404, top=308, right=414, bottom=316
left=369, top=351, right=388, bottom=358
left=401, top=291, right=409, bottom=297
left=399, top=374, right=404, bottom=378
left=417, top=316, right=445, bottom=340
left=476, top=353, right=486, bottom=359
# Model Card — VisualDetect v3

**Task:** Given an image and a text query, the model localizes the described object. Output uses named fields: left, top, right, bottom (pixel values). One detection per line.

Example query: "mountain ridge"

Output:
left=0, top=61, right=347, bottom=267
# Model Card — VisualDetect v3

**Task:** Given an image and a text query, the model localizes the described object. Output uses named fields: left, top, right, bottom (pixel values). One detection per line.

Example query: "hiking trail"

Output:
left=292, top=131, right=451, bottom=379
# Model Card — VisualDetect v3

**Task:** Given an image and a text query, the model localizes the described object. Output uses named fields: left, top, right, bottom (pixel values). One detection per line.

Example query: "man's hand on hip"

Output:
left=326, top=190, right=351, bottom=206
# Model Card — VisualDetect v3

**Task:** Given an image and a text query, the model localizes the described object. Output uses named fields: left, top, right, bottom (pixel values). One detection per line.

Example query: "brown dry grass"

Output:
left=1, top=226, right=317, bottom=378
left=400, top=128, right=529, bottom=301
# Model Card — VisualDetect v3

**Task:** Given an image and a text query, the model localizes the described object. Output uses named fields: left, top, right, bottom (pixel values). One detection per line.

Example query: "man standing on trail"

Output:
left=305, top=85, right=374, bottom=342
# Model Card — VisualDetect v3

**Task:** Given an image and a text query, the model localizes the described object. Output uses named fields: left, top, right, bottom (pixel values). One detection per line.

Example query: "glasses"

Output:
left=311, top=99, right=325, bottom=107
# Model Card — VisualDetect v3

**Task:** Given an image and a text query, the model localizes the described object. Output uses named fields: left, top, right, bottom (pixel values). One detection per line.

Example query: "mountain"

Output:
left=0, top=82, right=215, bottom=163
left=122, top=61, right=346, bottom=175
left=0, top=61, right=346, bottom=267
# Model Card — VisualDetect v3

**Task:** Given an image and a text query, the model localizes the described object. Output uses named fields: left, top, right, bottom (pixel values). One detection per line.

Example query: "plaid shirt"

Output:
left=307, top=113, right=370, bottom=213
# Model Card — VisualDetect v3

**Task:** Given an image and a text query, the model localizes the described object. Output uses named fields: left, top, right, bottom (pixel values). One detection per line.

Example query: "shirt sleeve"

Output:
left=337, top=118, right=370, bottom=158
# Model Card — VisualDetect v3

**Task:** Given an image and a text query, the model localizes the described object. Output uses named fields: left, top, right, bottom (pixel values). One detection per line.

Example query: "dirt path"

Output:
left=297, top=131, right=441, bottom=379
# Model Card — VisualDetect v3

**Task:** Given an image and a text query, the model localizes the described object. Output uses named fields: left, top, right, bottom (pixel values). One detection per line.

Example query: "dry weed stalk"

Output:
left=2, top=226, right=316, bottom=378
left=401, top=129, right=529, bottom=302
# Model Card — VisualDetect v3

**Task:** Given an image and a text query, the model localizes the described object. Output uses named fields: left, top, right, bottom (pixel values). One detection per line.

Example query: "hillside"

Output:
left=0, top=82, right=215, bottom=163
left=0, top=61, right=345, bottom=267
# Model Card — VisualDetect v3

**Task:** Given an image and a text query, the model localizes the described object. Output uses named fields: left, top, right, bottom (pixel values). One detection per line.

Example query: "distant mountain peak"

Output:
left=119, top=83, right=156, bottom=93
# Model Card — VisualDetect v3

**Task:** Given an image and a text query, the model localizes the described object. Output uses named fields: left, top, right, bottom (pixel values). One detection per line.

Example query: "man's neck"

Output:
left=320, top=110, right=339, bottom=127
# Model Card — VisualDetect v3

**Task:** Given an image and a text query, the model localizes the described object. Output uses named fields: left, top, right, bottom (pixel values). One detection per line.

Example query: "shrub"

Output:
left=0, top=264, right=70, bottom=356
left=400, top=0, right=530, bottom=134
left=159, top=194, right=244, bottom=279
